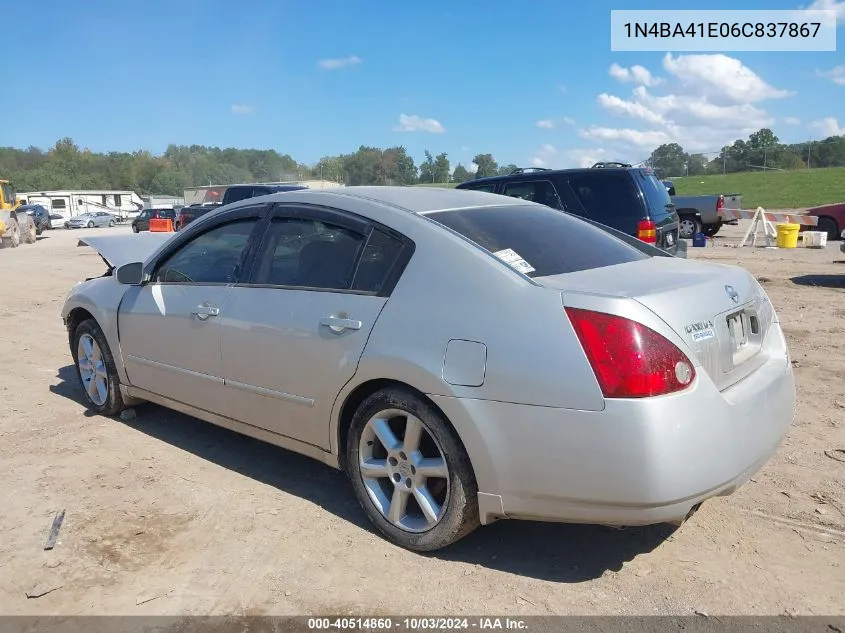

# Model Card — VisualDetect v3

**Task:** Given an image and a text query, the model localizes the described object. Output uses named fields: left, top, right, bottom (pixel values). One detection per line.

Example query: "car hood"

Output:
left=77, top=233, right=175, bottom=268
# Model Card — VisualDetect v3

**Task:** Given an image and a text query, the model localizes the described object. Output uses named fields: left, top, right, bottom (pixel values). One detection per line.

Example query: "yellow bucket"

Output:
left=775, top=223, right=800, bottom=248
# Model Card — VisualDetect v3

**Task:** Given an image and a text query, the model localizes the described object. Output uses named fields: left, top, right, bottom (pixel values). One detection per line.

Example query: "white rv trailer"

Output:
left=16, top=190, right=145, bottom=223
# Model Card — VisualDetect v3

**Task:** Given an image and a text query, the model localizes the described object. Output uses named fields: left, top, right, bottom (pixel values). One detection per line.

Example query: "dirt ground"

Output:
left=0, top=222, right=843, bottom=617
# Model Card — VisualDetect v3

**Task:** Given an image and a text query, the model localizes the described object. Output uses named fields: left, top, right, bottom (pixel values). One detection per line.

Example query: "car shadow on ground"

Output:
left=790, top=274, right=845, bottom=289
left=51, top=365, right=674, bottom=582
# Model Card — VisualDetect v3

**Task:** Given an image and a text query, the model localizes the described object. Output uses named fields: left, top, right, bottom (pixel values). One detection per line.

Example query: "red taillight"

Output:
left=716, top=195, right=724, bottom=210
left=637, top=218, right=657, bottom=243
left=565, top=307, right=695, bottom=398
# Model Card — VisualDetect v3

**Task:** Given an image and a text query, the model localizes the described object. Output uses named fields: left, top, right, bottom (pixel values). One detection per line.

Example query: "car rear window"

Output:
left=637, top=171, right=675, bottom=221
left=427, top=205, right=648, bottom=278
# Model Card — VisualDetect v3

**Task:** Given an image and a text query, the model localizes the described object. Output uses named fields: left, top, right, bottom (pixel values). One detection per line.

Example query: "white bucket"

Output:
left=803, top=231, right=828, bottom=248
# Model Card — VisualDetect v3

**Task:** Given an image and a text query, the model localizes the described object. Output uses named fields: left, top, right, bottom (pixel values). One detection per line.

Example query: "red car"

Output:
left=804, top=202, right=845, bottom=241
left=175, top=203, right=220, bottom=231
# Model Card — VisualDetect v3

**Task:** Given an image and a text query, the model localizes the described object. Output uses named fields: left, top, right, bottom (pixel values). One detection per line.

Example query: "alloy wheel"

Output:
left=77, top=333, right=109, bottom=406
left=358, top=409, right=450, bottom=532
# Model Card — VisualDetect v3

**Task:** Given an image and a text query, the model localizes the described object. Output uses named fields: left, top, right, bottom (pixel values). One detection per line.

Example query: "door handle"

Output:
left=320, top=316, right=362, bottom=333
left=192, top=304, right=220, bottom=321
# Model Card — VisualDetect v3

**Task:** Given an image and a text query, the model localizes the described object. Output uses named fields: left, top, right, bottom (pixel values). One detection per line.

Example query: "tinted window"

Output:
left=428, top=205, right=647, bottom=277
left=352, top=229, right=405, bottom=293
left=52, top=199, right=66, bottom=210
left=224, top=187, right=255, bottom=204
left=155, top=219, right=259, bottom=284
left=563, top=173, right=642, bottom=224
left=462, top=183, right=496, bottom=193
left=637, top=172, right=675, bottom=221
left=501, top=180, right=563, bottom=210
left=252, top=217, right=365, bottom=290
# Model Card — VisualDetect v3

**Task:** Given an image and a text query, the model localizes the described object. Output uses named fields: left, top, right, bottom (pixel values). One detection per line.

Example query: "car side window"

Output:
left=562, top=173, right=637, bottom=223
left=351, top=228, right=405, bottom=293
left=154, top=219, right=259, bottom=284
left=501, top=180, right=563, bottom=210
left=462, top=183, right=496, bottom=193
left=251, top=217, right=365, bottom=291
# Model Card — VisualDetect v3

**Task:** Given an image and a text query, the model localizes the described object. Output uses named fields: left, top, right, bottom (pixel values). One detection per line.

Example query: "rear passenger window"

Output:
left=501, top=180, right=562, bottom=210
left=352, top=229, right=405, bottom=293
left=563, top=173, right=639, bottom=224
left=462, top=184, right=496, bottom=193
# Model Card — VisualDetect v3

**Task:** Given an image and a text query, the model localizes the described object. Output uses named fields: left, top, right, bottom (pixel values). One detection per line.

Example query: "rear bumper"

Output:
left=430, top=324, right=795, bottom=526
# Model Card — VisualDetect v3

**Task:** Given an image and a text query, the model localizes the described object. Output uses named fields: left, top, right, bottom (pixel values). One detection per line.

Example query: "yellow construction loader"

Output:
left=0, top=179, right=37, bottom=247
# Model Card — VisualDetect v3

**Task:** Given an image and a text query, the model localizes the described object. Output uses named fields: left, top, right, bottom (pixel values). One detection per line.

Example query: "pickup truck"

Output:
left=661, top=182, right=742, bottom=239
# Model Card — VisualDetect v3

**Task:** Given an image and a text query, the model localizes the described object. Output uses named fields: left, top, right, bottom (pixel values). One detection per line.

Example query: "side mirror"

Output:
left=116, top=262, right=144, bottom=285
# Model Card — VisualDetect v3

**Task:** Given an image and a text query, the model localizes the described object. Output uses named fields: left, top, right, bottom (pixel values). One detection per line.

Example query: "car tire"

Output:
left=679, top=215, right=702, bottom=240
left=109, top=220, right=115, bottom=227
left=345, top=386, right=480, bottom=552
left=816, top=216, right=839, bottom=241
left=132, top=224, right=139, bottom=233
left=71, top=318, right=125, bottom=417
left=703, top=224, right=721, bottom=237
left=87, top=221, right=94, bottom=228
left=1, top=218, right=21, bottom=248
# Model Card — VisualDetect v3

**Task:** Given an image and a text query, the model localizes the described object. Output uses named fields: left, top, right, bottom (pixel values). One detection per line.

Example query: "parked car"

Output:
left=65, top=211, right=117, bottom=229
left=63, top=187, right=794, bottom=552
left=220, top=183, right=307, bottom=206
left=456, top=164, right=684, bottom=256
left=175, top=203, right=220, bottom=231
left=801, top=202, right=845, bottom=241
left=132, top=208, right=177, bottom=233
left=50, top=213, right=66, bottom=229
left=20, top=204, right=51, bottom=235
left=671, top=192, right=743, bottom=239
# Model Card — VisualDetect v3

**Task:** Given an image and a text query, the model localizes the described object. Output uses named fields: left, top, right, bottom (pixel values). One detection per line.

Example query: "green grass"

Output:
left=418, top=166, right=845, bottom=209
left=668, top=167, right=845, bottom=209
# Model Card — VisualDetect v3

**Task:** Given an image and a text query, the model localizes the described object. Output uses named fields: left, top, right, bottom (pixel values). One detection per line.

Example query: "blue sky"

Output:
left=3, top=0, right=844, bottom=170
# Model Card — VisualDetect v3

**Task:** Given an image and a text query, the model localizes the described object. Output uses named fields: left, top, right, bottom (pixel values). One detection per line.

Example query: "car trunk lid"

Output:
left=535, top=257, right=775, bottom=392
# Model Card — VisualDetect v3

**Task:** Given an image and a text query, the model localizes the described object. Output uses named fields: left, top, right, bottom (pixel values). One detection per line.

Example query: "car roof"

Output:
left=221, top=185, right=537, bottom=216
left=460, top=166, right=645, bottom=187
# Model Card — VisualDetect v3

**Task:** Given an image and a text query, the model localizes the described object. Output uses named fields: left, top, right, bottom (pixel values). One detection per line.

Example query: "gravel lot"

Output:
left=0, top=223, right=843, bottom=616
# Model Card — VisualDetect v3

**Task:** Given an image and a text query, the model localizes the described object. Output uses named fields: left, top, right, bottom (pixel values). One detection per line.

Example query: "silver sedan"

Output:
left=61, top=187, right=795, bottom=552
left=65, top=211, right=117, bottom=229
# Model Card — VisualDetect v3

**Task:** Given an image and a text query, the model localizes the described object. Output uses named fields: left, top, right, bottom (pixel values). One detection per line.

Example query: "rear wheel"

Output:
left=109, top=220, right=115, bottom=227
left=1, top=218, right=21, bottom=248
left=71, top=319, right=125, bottom=416
left=703, top=224, right=721, bottom=237
left=816, top=216, right=840, bottom=241
left=679, top=215, right=702, bottom=240
left=87, top=221, right=94, bottom=228
left=345, top=387, right=480, bottom=552
left=132, top=224, right=139, bottom=233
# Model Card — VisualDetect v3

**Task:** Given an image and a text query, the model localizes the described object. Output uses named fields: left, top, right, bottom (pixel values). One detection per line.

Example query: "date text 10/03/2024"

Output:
left=623, top=21, right=822, bottom=39
left=307, top=617, right=528, bottom=630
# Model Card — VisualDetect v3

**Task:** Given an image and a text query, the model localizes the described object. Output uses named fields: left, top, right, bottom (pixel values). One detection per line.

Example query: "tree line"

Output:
left=0, top=139, right=519, bottom=196
left=3, top=128, right=843, bottom=196
left=648, top=128, right=845, bottom=177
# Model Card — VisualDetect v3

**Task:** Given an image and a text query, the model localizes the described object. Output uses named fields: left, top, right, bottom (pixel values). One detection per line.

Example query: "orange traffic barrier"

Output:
left=149, top=218, right=174, bottom=232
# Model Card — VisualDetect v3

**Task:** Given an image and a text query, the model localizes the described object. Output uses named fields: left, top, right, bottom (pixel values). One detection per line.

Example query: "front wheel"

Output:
left=345, top=387, right=480, bottom=552
left=71, top=319, right=125, bottom=416
left=22, top=219, right=37, bottom=244
left=703, top=224, right=721, bottom=237
left=87, top=221, right=94, bottom=228
left=132, top=224, right=139, bottom=233
left=1, top=218, right=21, bottom=248
left=109, top=220, right=115, bottom=227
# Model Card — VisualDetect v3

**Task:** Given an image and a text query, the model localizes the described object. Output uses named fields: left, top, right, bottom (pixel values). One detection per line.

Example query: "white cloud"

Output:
left=783, top=116, right=802, bottom=125
left=597, top=93, right=666, bottom=125
left=579, top=126, right=672, bottom=150
left=663, top=53, right=793, bottom=103
left=531, top=144, right=559, bottom=168
left=231, top=104, right=255, bottom=115
left=817, top=66, right=845, bottom=85
left=317, top=55, right=362, bottom=70
left=609, top=63, right=663, bottom=87
left=803, top=0, right=845, bottom=23
left=392, top=114, right=445, bottom=134
left=562, top=116, right=576, bottom=126
left=536, top=119, right=555, bottom=129
left=811, top=117, right=845, bottom=136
